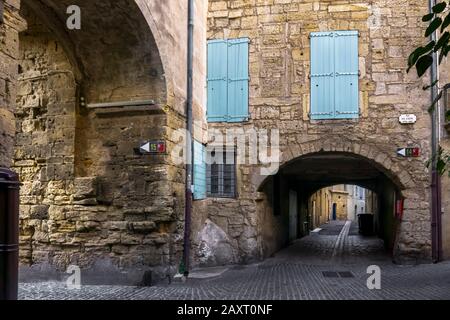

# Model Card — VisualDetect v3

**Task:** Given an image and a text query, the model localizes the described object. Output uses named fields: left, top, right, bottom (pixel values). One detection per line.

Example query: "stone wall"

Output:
left=439, top=59, right=450, bottom=260
left=443, top=138, right=450, bottom=260
left=12, top=0, right=208, bottom=284
left=309, top=187, right=331, bottom=226
left=1, top=1, right=23, bottom=168
left=136, top=0, right=207, bottom=119
left=331, top=190, right=348, bottom=221
left=199, top=0, right=435, bottom=264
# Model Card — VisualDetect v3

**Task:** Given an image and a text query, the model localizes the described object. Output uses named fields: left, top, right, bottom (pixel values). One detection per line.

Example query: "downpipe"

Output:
left=429, top=0, right=443, bottom=263
left=183, top=0, right=195, bottom=276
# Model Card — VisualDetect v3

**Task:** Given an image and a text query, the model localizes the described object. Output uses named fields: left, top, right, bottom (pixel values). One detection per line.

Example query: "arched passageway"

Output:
left=15, top=0, right=179, bottom=283
left=258, top=151, right=406, bottom=262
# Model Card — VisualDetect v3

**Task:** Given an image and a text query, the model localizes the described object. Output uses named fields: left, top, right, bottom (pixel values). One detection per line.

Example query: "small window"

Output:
left=206, top=148, right=236, bottom=198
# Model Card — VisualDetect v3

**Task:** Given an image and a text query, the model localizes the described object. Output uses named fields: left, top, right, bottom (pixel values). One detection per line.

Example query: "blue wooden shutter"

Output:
left=193, top=141, right=206, bottom=200
left=310, top=32, right=335, bottom=120
left=227, top=38, right=249, bottom=122
left=334, top=31, right=359, bottom=119
left=207, top=40, right=228, bottom=122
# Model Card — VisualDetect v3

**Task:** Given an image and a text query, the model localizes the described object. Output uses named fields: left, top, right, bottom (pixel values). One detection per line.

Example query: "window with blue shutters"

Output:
left=310, top=31, right=359, bottom=120
left=193, top=141, right=206, bottom=200
left=207, top=38, right=249, bottom=123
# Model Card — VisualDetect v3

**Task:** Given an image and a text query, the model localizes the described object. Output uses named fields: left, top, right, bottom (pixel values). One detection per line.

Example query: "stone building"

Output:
left=321, top=185, right=368, bottom=222
left=1, top=0, right=208, bottom=284
left=197, top=0, right=450, bottom=266
left=1, top=0, right=450, bottom=284
left=440, top=64, right=450, bottom=260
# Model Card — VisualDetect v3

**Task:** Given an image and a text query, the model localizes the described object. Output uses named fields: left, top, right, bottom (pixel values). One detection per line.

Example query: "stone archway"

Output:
left=254, top=138, right=431, bottom=264
left=12, top=0, right=181, bottom=284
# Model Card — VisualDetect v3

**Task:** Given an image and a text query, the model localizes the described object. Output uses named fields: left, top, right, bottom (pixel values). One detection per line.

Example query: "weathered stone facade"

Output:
left=195, top=0, right=444, bottom=265
left=0, top=0, right=207, bottom=284
left=1, top=0, right=450, bottom=283
left=1, top=1, right=23, bottom=168
left=440, top=59, right=450, bottom=260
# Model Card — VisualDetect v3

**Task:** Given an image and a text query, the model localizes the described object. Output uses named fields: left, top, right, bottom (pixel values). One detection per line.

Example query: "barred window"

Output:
left=207, top=149, right=236, bottom=198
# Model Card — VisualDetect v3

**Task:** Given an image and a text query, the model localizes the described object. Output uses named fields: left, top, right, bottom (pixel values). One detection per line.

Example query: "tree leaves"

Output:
left=414, top=2, right=450, bottom=177
left=433, top=1, right=447, bottom=13
left=439, top=44, right=450, bottom=63
left=435, top=31, right=450, bottom=51
left=410, top=2, right=450, bottom=77
left=441, top=13, right=450, bottom=31
left=425, top=17, right=443, bottom=37
left=407, top=41, right=435, bottom=72
left=423, top=13, right=435, bottom=22
left=427, top=147, right=450, bottom=177
left=416, top=55, right=434, bottom=77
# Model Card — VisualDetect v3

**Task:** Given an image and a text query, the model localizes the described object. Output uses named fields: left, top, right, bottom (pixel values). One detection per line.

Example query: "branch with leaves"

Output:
left=408, top=1, right=450, bottom=176
left=408, top=1, right=450, bottom=76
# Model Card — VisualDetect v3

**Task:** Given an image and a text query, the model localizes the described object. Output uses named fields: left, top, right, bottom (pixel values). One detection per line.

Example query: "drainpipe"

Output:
left=429, top=0, right=443, bottom=263
left=183, top=0, right=195, bottom=276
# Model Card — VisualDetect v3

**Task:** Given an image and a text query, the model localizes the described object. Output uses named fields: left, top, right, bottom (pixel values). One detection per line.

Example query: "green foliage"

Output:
left=408, top=1, right=450, bottom=75
left=433, top=1, right=448, bottom=14
left=426, top=17, right=443, bottom=37
left=427, top=147, right=450, bottom=176
left=409, top=1, right=450, bottom=177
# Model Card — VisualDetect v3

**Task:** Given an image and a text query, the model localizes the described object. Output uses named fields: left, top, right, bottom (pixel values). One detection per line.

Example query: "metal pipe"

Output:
left=0, top=0, right=5, bottom=25
left=86, top=99, right=156, bottom=109
left=183, top=0, right=195, bottom=276
left=0, top=168, right=21, bottom=300
left=429, top=0, right=442, bottom=263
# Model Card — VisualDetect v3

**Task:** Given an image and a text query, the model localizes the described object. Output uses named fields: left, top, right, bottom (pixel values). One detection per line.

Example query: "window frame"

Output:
left=309, top=30, right=360, bottom=120
left=206, top=147, right=237, bottom=199
left=207, top=38, right=250, bottom=123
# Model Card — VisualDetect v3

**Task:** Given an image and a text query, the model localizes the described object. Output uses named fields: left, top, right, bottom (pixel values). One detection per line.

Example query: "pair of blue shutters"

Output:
left=207, top=38, right=249, bottom=123
left=193, top=141, right=206, bottom=200
left=310, top=31, right=359, bottom=120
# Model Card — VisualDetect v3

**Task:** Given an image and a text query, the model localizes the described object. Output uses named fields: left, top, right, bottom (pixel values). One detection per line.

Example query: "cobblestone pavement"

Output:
left=19, top=221, right=450, bottom=300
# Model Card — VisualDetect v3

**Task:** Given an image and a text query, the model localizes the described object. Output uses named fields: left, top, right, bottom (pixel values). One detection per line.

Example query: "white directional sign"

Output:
left=397, top=148, right=420, bottom=158
left=399, top=114, right=417, bottom=124
left=139, top=141, right=166, bottom=154
left=140, top=142, right=151, bottom=153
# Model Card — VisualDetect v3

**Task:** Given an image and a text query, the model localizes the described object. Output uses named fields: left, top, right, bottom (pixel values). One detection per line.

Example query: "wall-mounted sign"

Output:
left=139, top=141, right=166, bottom=154
left=397, top=148, right=420, bottom=158
left=399, top=114, right=417, bottom=124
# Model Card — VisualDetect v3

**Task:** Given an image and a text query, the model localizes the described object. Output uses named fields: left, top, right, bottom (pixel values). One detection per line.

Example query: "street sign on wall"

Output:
left=139, top=141, right=166, bottom=154
left=399, top=114, right=417, bottom=124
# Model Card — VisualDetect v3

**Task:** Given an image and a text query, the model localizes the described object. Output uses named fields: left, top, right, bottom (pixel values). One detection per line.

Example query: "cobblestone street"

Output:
left=19, top=221, right=450, bottom=300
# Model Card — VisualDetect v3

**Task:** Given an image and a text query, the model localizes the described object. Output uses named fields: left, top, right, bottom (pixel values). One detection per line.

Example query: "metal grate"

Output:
left=338, top=271, right=355, bottom=278
left=322, top=271, right=354, bottom=278
left=322, top=271, right=339, bottom=278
